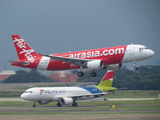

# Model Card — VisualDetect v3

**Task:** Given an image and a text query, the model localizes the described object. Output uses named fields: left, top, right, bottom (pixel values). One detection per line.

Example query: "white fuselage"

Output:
left=21, top=87, right=103, bottom=101
left=122, top=45, right=154, bottom=63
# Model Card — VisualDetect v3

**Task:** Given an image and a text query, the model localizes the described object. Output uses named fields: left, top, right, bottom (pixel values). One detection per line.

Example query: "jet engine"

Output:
left=86, top=60, right=103, bottom=69
left=61, top=97, right=73, bottom=105
left=37, top=101, right=51, bottom=105
left=106, top=63, right=122, bottom=70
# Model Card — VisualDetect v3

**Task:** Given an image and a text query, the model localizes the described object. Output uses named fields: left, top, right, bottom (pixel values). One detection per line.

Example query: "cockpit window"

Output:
left=24, top=91, right=32, bottom=93
left=139, top=47, right=147, bottom=51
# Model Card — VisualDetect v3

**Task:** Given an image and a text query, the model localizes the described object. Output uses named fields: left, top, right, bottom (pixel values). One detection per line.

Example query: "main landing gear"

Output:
left=133, top=61, right=138, bottom=71
left=56, top=102, right=78, bottom=107
left=77, top=64, right=97, bottom=77
left=77, top=65, right=84, bottom=77
left=90, top=70, right=97, bottom=77
left=57, top=102, right=62, bottom=107
left=77, top=71, right=84, bottom=77
left=77, top=71, right=97, bottom=77
left=72, top=102, right=78, bottom=107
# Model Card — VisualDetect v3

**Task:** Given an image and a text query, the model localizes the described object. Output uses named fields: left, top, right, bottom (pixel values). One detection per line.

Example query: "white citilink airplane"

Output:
left=21, top=70, right=117, bottom=107
left=7, top=34, right=154, bottom=77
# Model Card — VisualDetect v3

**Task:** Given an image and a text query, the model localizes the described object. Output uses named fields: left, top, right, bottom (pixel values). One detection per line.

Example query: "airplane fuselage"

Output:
left=11, top=44, right=154, bottom=70
left=21, top=87, right=103, bottom=101
left=8, top=35, right=154, bottom=77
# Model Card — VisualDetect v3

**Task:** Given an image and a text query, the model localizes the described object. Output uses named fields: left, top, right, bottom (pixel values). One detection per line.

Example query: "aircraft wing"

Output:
left=56, top=92, right=108, bottom=99
left=43, top=54, right=92, bottom=66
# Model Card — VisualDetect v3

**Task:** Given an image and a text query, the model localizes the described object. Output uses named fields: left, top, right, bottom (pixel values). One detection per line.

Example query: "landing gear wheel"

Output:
left=77, top=71, right=84, bottom=77
left=90, top=72, right=97, bottom=77
left=33, top=101, right=36, bottom=107
left=72, top=103, right=78, bottom=107
left=57, top=102, right=62, bottom=107
left=134, top=67, right=138, bottom=71
left=33, top=104, right=36, bottom=107
left=133, top=61, right=138, bottom=71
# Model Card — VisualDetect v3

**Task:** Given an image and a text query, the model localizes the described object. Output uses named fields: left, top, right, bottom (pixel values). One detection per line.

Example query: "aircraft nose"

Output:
left=20, top=94, right=24, bottom=99
left=21, top=93, right=27, bottom=100
left=149, top=50, right=155, bottom=57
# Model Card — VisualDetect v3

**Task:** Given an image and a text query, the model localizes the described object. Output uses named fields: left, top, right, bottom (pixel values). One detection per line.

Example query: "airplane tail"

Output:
left=95, top=70, right=117, bottom=92
left=11, top=34, right=39, bottom=61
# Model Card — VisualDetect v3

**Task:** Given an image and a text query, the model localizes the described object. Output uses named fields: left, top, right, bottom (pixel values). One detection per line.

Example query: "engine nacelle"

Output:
left=106, top=63, right=122, bottom=70
left=61, top=97, right=73, bottom=105
left=37, top=101, right=51, bottom=105
left=87, top=60, right=103, bottom=70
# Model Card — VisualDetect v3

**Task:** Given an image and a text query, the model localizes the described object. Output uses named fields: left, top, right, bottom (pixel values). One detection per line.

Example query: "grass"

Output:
left=0, top=91, right=22, bottom=98
left=15, top=84, right=66, bottom=90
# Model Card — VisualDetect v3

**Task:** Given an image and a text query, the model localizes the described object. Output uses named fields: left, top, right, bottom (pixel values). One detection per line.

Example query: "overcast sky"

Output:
left=0, top=0, right=160, bottom=73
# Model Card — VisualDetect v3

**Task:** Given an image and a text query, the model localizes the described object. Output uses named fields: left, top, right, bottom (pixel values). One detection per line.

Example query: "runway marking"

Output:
left=20, top=117, right=50, bottom=120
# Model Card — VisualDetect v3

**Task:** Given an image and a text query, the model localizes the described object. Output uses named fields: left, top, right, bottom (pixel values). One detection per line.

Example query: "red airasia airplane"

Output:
left=7, top=34, right=154, bottom=77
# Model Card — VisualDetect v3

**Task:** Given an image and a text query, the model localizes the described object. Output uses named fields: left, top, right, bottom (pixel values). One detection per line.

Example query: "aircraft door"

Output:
left=129, top=45, right=134, bottom=55
left=36, top=89, right=45, bottom=101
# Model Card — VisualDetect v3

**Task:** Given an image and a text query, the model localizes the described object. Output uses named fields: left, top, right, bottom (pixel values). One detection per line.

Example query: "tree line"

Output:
left=78, top=65, right=160, bottom=90
left=3, top=70, right=56, bottom=83
left=3, top=65, right=160, bottom=90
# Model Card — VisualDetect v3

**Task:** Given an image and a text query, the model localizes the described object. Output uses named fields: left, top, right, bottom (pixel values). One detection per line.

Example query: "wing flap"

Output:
left=43, top=54, right=91, bottom=66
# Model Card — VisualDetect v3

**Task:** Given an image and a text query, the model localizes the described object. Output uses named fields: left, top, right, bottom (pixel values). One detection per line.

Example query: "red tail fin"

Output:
left=102, top=70, right=114, bottom=81
left=12, top=34, right=38, bottom=63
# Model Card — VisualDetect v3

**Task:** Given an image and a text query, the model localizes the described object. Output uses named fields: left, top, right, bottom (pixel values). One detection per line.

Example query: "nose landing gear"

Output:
left=133, top=61, right=138, bottom=71
left=33, top=101, right=36, bottom=107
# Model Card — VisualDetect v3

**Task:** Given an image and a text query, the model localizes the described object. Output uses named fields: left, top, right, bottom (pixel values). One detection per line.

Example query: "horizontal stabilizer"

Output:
left=6, top=60, right=29, bottom=65
left=106, top=89, right=117, bottom=92
left=117, top=87, right=127, bottom=90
